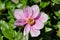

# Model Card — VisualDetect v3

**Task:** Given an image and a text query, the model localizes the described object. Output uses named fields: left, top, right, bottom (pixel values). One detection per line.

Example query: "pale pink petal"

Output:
left=30, top=27, right=40, bottom=37
left=23, top=6, right=32, bottom=18
left=31, top=5, right=39, bottom=18
left=14, top=9, right=25, bottom=19
left=24, top=24, right=30, bottom=36
left=14, top=19, right=26, bottom=26
left=39, top=12, right=48, bottom=23
left=32, top=20, right=44, bottom=29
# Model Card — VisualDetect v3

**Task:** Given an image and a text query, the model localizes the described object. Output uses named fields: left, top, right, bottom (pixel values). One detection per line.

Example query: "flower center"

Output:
left=26, top=17, right=35, bottom=25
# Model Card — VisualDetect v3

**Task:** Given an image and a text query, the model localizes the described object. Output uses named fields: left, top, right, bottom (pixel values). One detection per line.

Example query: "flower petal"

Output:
left=39, top=12, right=48, bottom=23
left=14, top=9, right=25, bottom=19
left=14, top=19, right=26, bottom=26
left=23, top=6, right=32, bottom=18
left=30, top=27, right=40, bottom=37
left=32, top=20, right=44, bottom=29
left=24, top=24, right=30, bottom=36
left=31, top=5, right=39, bottom=18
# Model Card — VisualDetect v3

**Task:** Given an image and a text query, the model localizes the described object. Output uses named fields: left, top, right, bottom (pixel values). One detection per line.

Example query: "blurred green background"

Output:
left=0, top=0, right=60, bottom=40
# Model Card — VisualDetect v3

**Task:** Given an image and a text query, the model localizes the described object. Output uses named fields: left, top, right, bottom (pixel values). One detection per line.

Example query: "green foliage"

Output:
left=5, top=1, right=14, bottom=9
left=0, top=20, right=24, bottom=40
left=40, top=1, right=50, bottom=9
left=0, top=1, right=5, bottom=10
left=0, top=34, right=3, bottom=40
left=55, top=10, right=60, bottom=19
left=52, top=0, right=60, bottom=4
left=45, top=27, right=53, bottom=32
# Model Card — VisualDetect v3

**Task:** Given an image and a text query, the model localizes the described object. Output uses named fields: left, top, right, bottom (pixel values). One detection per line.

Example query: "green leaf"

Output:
left=5, top=1, right=14, bottom=9
left=56, top=22, right=60, bottom=37
left=39, top=38, right=43, bottom=40
left=55, top=10, right=60, bottom=19
left=14, top=28, right=28, bottom=40
left=52, top=0, right=60, bottom=4
left=33, top=0, right=40, bottom=3
left=40, top=1, right=50, bottom=9
left=20, top=0, right=27, bottom=8
left=57, top=29, right=60, bottom=37
left=14, top=31, right=23, bottom=40
left=11, top=0, right=19, bottom=4
left=17, top=4, right=23, bottom=8
left=0, top=20, right=14, bottom=40
left=56, top=21, right=60, bottom=29
left=8, top=9, right=15, bottom=24
left=0, top=20, right=26, bottom=40
left=45, top=27, right=53, bottom=32
left=0, top=1, right=5, bottom=10
left=0, top=34, right=3, bottom=40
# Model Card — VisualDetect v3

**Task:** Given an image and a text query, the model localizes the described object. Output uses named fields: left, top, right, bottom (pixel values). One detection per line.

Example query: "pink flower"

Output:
left=14, top=5, right=48, bottom=37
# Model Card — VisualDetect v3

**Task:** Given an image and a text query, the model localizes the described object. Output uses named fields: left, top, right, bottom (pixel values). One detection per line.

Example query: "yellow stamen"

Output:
left=26, top=17, right=35, bottom=25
